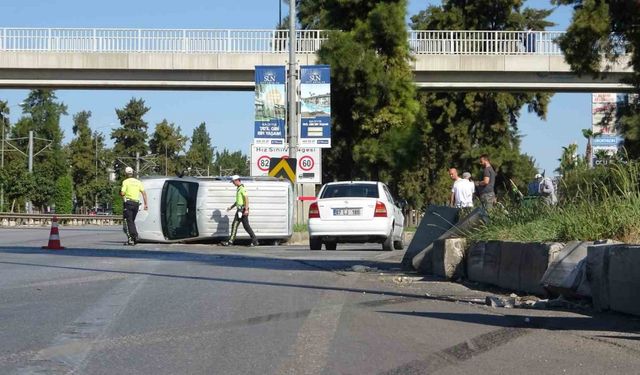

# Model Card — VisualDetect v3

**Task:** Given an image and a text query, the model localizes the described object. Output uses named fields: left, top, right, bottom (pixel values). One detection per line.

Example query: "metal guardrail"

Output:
left=0, top=28, right=569, bottom=55
left=0, top=213, right=122, bottom=226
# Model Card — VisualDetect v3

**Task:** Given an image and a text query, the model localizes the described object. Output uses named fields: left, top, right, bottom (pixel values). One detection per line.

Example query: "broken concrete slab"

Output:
left=542, top=240, right=619, bottom=298
left=429, top=238, right=467, bottom=280
left=411, top=208, right=486, bottom=273
left=401, top=205, right=459, bottom=271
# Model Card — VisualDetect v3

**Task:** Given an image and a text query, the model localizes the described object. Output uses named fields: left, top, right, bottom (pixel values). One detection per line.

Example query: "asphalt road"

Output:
left=1, top=226, right=640, bottom=375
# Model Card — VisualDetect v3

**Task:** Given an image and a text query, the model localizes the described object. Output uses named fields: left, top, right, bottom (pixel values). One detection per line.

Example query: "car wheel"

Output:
left=309, top=237, right=322, bottom=251
left=325, top=241, right=337, bottom=250
left=382, top=229, right=394, bottom=251
left=393, top=238, right=404, bottom=250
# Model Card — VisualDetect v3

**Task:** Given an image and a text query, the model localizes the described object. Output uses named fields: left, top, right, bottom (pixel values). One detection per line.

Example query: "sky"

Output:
left=0, top=0, right=589, bottom=176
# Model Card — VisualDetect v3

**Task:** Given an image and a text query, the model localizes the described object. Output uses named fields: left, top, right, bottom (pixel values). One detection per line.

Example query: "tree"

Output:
left=556, top=142, right=586, bottom=175
left=112, top=98, right=150, bottom=174
left=298, top=0, right=420, bottom=197
left=69, top=111, right=96, bottom=209
left=581, top=128, right=602, bottom=167
left=553, top=0, right=640, bottom=157
left=185, top=122, right=215, bottom=176
left=53, top=174, right=73, bottom=214
left=404, top=0, right=552, bottom=205
left=12, top=90, right=68, bottom=210
left=149, top=119, right=186, bottom=176
left=213, top=149, right=249, bottom=176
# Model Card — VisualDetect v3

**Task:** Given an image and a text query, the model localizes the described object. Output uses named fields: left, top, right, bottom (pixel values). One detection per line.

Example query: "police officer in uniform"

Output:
left=222, top=175, right=258, bottom=247
left=120, top=166, right=148, bottom=245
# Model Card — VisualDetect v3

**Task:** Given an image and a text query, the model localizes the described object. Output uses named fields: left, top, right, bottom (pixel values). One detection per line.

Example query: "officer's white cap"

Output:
left=125, top=166, right=134, bottom=174
left=535, top=173, right=542, bottom=179
left=230, top=175, right=240, bottom=182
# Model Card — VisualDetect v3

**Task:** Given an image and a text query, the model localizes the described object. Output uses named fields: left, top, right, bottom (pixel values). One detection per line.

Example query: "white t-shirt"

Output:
left=452, top=179, right=475, bottom=208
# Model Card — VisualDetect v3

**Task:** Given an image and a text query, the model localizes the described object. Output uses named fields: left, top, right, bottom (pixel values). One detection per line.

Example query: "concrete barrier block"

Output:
left=467, top=241, right=501, bottom=286
left=401, top=205, right=459, bottom=270
left=498, top=242, right=563, bottom=295
left=608, top=245, right=640, bottom=316
left=430, top=238, right=468, bottom=280
left=587, top=245, right=612, bottom=312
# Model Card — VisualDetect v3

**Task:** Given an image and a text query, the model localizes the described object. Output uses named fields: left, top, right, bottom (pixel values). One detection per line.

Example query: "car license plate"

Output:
left=333, top=208, right=361, bottom=216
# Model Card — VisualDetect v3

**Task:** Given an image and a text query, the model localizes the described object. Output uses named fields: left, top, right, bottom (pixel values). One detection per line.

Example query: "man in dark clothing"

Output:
left=476, top=154, right=497, bottom=210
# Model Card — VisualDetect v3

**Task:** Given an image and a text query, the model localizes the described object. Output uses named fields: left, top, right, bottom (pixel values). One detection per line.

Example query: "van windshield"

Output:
left=320, top=183, right=379, bottom=199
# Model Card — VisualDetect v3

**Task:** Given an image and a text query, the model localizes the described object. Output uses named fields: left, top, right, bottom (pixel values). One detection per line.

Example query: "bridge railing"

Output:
left=0, top=28, right=571, bottom=55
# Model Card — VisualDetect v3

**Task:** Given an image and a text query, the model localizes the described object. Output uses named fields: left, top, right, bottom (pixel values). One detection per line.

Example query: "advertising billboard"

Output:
left=299, top=65, right=331, bottom=148
left=254, top=66, right=286, bottom=145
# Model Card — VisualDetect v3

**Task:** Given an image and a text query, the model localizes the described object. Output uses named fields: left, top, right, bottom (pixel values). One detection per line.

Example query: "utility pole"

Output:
left=287, top=0, right=298, bottom=161
left=136, top=151, right=140, bottom=178
left=1, top=115, right=5, bottom=212
left=287, top=0, right=302, bottom=224
left=27, top=131, right=33, bottom=213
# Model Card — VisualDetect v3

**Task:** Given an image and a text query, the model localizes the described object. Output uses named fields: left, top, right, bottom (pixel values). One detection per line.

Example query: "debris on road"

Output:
left=392, top=276, right=424, bottom=284
left=486, top=295, right=516, bottom=308
left=485, top=294, right=590, bottom=311
left=351, top=265, right=378, bottom=273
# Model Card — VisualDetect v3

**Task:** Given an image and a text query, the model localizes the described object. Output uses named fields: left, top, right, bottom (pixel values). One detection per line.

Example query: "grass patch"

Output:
left=470, top=161, right=640, bottom=243
left=293, top=223, right=308, bottom=232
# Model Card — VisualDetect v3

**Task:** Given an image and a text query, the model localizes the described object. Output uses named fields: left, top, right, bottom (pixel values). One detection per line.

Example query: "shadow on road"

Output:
left=0, top=250, right=482, bottom=307
left=0, top=245, right=398, bottom=273
left=379, top=310, right=640, bottom=336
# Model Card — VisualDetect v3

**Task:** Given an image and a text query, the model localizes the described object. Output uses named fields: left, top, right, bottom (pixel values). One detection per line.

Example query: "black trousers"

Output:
left=123, top=200, right=140, bottom=242
left=229, top=208, right=256, bottom=243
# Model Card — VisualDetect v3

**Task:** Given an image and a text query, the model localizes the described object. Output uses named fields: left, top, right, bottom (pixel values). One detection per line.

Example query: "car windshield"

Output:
left=320, top=183, right=379, bottom=199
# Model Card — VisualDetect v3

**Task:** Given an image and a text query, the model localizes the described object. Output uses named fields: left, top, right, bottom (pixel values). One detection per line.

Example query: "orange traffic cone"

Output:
left=43, top=216, right=65, bottom=250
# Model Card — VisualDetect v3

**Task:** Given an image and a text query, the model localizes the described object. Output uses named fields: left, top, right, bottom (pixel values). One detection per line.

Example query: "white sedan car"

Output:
left=308, top=181, right=405, bottom=251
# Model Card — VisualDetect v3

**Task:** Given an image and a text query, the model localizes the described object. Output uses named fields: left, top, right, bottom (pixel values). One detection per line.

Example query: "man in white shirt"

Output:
left=449, top=168, right=475, bottom=208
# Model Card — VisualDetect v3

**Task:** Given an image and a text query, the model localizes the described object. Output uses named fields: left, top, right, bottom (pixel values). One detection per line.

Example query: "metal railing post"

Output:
left=182, top=29, right=187, bottom=52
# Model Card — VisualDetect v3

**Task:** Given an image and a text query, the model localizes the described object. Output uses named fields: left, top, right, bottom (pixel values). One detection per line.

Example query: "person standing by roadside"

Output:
left=222, top=175, right=259, bottom=247
left=460, top=172, right=475, bottom=208
left=476, top=154, right=497, bottom=210
left=538, top=174, right=558, bottom=206
left=120, top=166, right=148, bottom=245
left=449, top=168, right=474, bottom=208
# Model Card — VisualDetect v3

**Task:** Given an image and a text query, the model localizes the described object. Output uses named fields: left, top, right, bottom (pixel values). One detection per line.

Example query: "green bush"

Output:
left=53, top=175, right=73, bottom=214
left=112, top=186, right=123, bottom=216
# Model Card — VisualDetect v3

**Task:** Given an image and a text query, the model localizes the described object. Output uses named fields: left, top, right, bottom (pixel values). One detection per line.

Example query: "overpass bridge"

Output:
left=0, top=28, right=633, bottom=92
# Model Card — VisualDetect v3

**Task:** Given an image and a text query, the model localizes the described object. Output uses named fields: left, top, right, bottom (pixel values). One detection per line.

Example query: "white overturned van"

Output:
left=135, top=176, right=294, bottom=243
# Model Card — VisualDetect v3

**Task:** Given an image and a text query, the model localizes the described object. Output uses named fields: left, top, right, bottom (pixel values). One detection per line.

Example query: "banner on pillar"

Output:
left=254, top=66, right=286, bottom=145
left=299, top=65, right=331, bottom=148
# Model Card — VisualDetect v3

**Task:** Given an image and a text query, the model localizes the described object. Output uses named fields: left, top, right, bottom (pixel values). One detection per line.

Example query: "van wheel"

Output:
left=382, top=229, right=394, bottom=251
left=310, top=237, right=322, bottom=251
left=325, top=241, right=337, bottom=250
